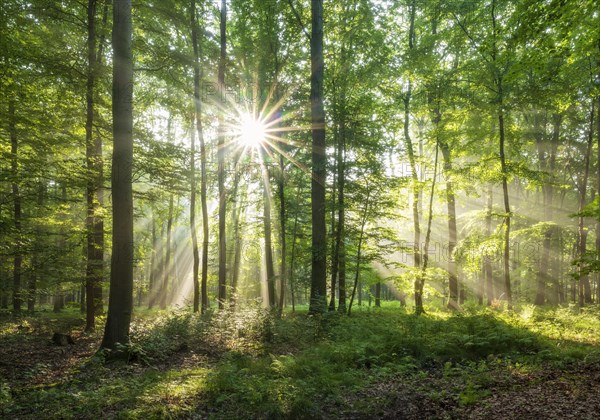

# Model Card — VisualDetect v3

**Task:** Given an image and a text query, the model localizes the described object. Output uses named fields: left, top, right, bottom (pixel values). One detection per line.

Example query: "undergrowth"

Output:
left=1, top=303, right=599, bottom=419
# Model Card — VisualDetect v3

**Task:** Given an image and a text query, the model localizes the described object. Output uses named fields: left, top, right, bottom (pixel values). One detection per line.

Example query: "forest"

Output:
left=1, top=0, right=600, bottom=418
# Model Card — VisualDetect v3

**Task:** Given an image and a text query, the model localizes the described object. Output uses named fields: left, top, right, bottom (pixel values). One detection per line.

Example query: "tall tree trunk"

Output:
left=597, top=93, right=600, bottom=304
left=54, top=186, right=68, bottom=313
left=348, top=188, right=371, bottom=315
left=278, top=154, right=286, bottom=314
left=28, top=182, right=45, bottom=313
left=484, top=185, right=494, bottom=305
left=337, top=126, right=347, bottom=314
left=85, top=0, right=105, bottom=331
left=578, top=101, right=595, bottom=307
left=101, top=0, right=134, bottom=350
left=189, top=117, right=200, bottom=313
left=535, top=112, right=559, bottom=305
left=217, top=0, right=227, bottom=308
left=189, top=0, right=203, bottom=313
left=330, top=112, right=347, bottom=314
left=328, top=148, right=337, bottom=312
left=416, top=139, right=439, bottom=315
left=309, top=0, right=327, bottom=314
left=439, top=142, right=458, bottom=310
left=190, top=3, right=209, bottom=313
left=160, top=195, right=174, bottom=309
left=230, top=193, right=243, bottom=307
left=9, top=98, right=22, bottom=313
left=403, top=0, right=421, bottom=311
left=147, top=214, right=157, bottom=308
left=93, top=0, right=108, bottom=317
left=491, top=0, right=511, bottom=309
left=289, top=192, right=301, bottom=313
left=499, top=108, right=512, bottom=309
left=261, top=155, right=276, bottom=307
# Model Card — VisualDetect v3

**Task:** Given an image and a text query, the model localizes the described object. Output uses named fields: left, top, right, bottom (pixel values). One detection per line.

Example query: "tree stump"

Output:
left=52, top=332, right=74, bottom=346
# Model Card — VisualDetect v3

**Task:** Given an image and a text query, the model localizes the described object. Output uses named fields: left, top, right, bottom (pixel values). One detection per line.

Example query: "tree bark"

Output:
left=309, top=0, right=327, bottom=314
left=491, top=0, right=512, bottom=309
left=278, top=154, right=286, bottom=314
left=101, top=0, right=134, bottom=350
left=160, top=195, right=173, bottom=309
left=147, top=213, right=157, bottom=308
left=28, top=182, right=45, bottom=313
left=9, top=98, right=22, bottom=313
left=484, top=185, right=494, bottom=305
left=230, top=185, right=243, bottom=307
left=261, top=155, right=276, bottom=307
left=499, top=109, right=512, bottom=309
left=348, top=188, right=371, bottom=315
left=329, top=148, right=337, bottom=312
left=439, top=141, right=458, bottom=310
left=85, top=0, right=105, bottom=331
left=192, top=12, right=209, bottom=313
left=535, top=112, right=559, bottom=305
left=403, top=0, right=421, bottom=312
left=337, top=116, right=347, bottom=314
left=416, top=139, right=439, bottom=315
left=217, top=0, right=227, bottom=309
left=597, top=92, right=600, bottom=304
left=189, top=117, right=200, bottom=313
left=289, top=190, right=301, bottom=312
left=577, top=101, right=595, bottom=307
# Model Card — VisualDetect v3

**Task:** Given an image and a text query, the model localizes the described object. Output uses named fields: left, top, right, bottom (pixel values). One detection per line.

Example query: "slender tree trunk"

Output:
left=337, top=119, right=347, bottom=313
left=80, top=283, right=86, bottom=313
left=490, top=0, right=512, bottom=310
left=54, top=186, right=68, bottom=313
left=403, top=0, right=421, bottom=311
left=416, top=140, right=439, bottom=315
left=189, top=118, right=200, bottom=313
left=499, top=109, right=512, bottom=309
left=85, top=0, right=104, bottom=331
left=439, top=141, right=458, bottom=310
left=348, top=188, right=371, bottom=315
left=375, top=282, right=381, bottom=307
left=278, top=154, right=286, bottom=314
left=28, top=183, right=45, bottom=313
left=191, top=7, right=209, bottom=313
left=597, top=93, right=600, bottom=304
left=217, top=0, right=227, bottom=308
left=261, top=156, right=276, bottom=307
left=147, top=214, right=157, bottom=308
left=101, top=0, right=134, bottom=350
left=190, top=0, right=208, bottom=313
left=289, top=194, right=301, bottom=313
left=231, top=198, right=243, bottom=307
left=160, top=195, right=174, bottom=309
left=578, top=101, right=595, bottom=307
left=227, top=159, right=242, bottom=307
left=309, top=0, right=327, bottom=314
left=484, top=185, right=494, bottom=305
left=535, top=112, right=559, bottom=305
left=9, top=98, right=22, bottom=313
left=92, top=0, right=108, bottom=317
left=329, top=148, right=337, bottom=312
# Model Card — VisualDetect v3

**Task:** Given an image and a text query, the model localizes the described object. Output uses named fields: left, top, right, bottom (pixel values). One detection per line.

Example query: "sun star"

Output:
left=238, top=113, right=267, bottom=149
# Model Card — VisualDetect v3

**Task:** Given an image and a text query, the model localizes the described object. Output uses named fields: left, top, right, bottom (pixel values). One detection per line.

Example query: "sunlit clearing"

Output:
left=237, top=113, right=267, bottom=149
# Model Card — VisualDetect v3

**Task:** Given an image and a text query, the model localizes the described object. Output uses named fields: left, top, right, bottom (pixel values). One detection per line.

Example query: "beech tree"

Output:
left=101, top=0, right=134, bottom=350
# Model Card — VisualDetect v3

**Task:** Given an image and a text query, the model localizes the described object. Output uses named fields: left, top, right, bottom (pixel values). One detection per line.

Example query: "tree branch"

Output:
left=287, top=0, right=311, bottom=42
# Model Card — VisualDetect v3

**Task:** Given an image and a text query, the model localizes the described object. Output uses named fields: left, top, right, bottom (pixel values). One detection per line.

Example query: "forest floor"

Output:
left=1, top=303, right=599, bottom=419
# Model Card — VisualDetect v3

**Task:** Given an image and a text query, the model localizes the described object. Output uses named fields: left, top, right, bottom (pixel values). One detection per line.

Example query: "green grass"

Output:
left=1, top=303, right=599, bottom=419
